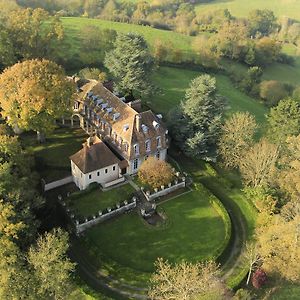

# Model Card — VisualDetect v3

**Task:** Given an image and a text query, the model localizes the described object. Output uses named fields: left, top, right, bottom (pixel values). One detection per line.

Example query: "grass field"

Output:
left=70, top=184, right=135, bottom=217
left=21, top=128, right=88, bottom=182
left=82, top=186, right=229, bottom=286
left=147, top=66, right=268, bottom=126
left=62, top=17, right=300, bottom=88
left=195, top=0, right=300, bottom=21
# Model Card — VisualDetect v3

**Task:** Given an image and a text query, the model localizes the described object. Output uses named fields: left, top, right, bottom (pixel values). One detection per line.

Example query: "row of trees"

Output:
left=0, top=128, right=75, bottom=299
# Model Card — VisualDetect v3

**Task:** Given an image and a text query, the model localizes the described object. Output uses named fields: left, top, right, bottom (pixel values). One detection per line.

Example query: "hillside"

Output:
left=199, top=0, right=300, bottom=22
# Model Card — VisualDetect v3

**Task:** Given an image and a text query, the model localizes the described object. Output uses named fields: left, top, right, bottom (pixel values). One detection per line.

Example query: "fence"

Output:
left=60, top=197, right=137, bottom=234
left=142, top=176, right=186, bottom=201
left=43, top=176, right=73, bottom=192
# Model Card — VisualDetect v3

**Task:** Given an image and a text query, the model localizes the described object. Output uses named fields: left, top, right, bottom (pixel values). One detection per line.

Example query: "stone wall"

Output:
left=43, top=176, right=73, bottom=191
left=101, top=177, right=125, bottom=188
left=60, top=197, right=137, bottom=234
left=142, top=175, right=186, bottom=201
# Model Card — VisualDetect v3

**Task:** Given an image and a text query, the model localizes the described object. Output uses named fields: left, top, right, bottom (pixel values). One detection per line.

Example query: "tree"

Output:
left=254, top=37, right=281, bottom=66
left=244, top=242, right=262, bottom=286
left=256, top=203, right=300, bottom=282
left=6, top=8, right=64, bottom=61
left=177, top=74, right=226, bottom=160
left=248, top=9, right=277, bottom=37
left=278, top=135, right=300, bottom=201
left=138, top=157, right=175, bottom=189
left=218, top=112, right=257, bottom=169
left=0, top=59, right=75, bottom=142
left=266, top=98, right=300, bottom=144
left=27, top=228, right=75, bottom=299
left=239, top=139, right=279, bottom=188
left=104, top=33, right=155, bottom=97
left=78, top=67, right=107, bottom=82
left=0, top=25, right=16, bottom=69
left=251, top=268, right=267, bottom=289
left=149, top=258, right=224, bottom=300
left=153, top=39, right=168, bottom=64
left=233, top=289, right=253, bottom=300
left=259, top=80, right=289, bottom=106
left=79, top=25, right=116, bottom=65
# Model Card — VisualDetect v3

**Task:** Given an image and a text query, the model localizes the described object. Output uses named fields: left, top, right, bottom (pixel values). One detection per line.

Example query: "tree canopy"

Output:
left=105, top=33, right=155, bottom=97
left=0, top=59, right=75, bottom=141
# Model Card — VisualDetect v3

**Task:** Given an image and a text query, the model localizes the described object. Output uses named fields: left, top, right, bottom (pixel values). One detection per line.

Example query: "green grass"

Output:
left=21, top=127, right=88, bottom=182
left=61, top=17, right=196, bottom=59
left=81, top=186, right=229, bottom=286
left=270, top=284, right=300, bottom=299
left=69, top=184, right=135, bottom=217
left=195, top=0, right=300, bottom=22
left=147, top=66, right=268, bottom=126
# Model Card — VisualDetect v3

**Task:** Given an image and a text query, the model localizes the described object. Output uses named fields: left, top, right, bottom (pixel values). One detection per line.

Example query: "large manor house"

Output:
left=69, top=79, right=169, bottom=190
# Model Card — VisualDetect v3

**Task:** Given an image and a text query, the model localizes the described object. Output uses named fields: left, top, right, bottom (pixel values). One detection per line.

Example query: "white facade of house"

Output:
left=71, top=160, right=120, bottom=190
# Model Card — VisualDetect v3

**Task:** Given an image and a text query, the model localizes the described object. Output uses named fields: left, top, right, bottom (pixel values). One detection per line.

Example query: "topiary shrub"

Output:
left=138, top=157, right=175, bottom=189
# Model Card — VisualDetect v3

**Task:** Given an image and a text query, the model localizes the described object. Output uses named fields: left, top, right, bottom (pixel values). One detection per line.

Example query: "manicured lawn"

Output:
left=81, top=186, right=229, bottom=286
left=270, top=284, right=300, bottom=299
left=70, top=184, right=135, bottom=217
left=147, top=66, right=268, bottom=126
left=21, top=127, right=88, bottom=182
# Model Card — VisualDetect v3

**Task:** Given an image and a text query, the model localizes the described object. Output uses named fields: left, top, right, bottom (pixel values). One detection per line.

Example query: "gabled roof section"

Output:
left=70, top=136, right=120, bottom=174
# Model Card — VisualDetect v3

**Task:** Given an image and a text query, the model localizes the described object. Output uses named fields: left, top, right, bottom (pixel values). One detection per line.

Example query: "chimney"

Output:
left=135, top=114, right=141, bottom=132
left=86, top=136, right=94, bottom=147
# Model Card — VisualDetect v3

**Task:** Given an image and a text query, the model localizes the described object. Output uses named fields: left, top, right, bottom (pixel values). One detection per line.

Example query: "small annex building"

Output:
left=70, top=136, right=125, bottom=190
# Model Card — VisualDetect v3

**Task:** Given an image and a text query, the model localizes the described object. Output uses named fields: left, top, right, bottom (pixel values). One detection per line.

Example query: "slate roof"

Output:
left=75, top=80, right=168, bottom=161
left=70, top=136, right=120, bottom=174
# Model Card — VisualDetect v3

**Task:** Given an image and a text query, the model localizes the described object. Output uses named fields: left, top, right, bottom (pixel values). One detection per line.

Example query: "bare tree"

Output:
left=239, top=139, right=279, bottom=187
left=218, top=112, right=257, bottom=169
left=244, top=242, right=262, bottom=285
left=149, top=258, right=225, bottom=300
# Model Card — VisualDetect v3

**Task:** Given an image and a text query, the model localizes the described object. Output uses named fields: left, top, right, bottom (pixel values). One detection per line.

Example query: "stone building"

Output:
left=70, top=79, right=168, bottom=189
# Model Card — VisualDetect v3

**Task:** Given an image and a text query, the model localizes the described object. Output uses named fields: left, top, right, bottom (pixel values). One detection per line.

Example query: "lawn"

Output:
left=21, top=127, right=88, bottom=182
left=81, top=186, right=229, bottom=286
left=69, top=184, right=135, bottom=217
left=147, top=66, right=268, bottom=126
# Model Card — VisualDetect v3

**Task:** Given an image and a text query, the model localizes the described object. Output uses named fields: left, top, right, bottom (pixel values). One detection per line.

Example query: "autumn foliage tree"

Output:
left=0, top=59, right=75, bottom=142
left=251, top=268, right=267, bottom=289
left=138, top=157, right=175, bottom=189
left=218, top=112, right=257, bottom=169
left=149, top=258, right=224, bottom=300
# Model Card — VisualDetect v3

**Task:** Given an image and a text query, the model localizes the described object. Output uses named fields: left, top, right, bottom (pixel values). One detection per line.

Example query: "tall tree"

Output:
left=266, top=98, right=300, bottom=144
left=5, top=8, right=64, bottom=61
left=105, top=33, right=155, bottom=97
left=218, top=112, right=257, bottom=169
left=0, top=59, right=75, bottom=142
left=27, top=228, right=76, bottom=299
left=248, top=9, right=277, bottom=37
left=239, top=139, right=279, bottom=188
left=256, top=202, right=300, bottom=282
left=172, top=74, right=225, bottom=160
left=149, top=258, right=224, bottom=300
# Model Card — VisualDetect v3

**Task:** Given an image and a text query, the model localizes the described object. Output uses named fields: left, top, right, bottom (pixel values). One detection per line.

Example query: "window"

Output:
left=156, top=150, right=160, bottom=160
left=134, top=144, right=139, bottom=156
left=89, top=174, right=92, bottom=179
left=97, top=171, right=100, bottom=176
left=105, top=168, right=108, bottom=174
left=124, top=142, right=129, bottom=152
left=145, top=155, right=149, bottom=161
left=156, top=136, right=161, bottom=148
left=145, top=140, right=151, bottom=152
left=133, top=159, right=138, bottom=170
left=113, top=166, right=116, bottom=171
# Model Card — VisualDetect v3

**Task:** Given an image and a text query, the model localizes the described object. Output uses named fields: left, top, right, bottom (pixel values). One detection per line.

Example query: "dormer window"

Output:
left=153, top=121, right=160, bottom=130
left=157, top=136, right=162, bottom=148
left=145, top=140, right=151, bottom=152
left=134, top=144, right=139, bottom=156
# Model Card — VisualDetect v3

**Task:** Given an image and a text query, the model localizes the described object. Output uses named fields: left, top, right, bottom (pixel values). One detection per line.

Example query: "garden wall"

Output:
left=101, top=177, right=125, bottom=188
left=60, top=197, right=137, bottom=234
left=43, top=176, right=73, bottom=191
left=142, top=176, right=186, bottom=201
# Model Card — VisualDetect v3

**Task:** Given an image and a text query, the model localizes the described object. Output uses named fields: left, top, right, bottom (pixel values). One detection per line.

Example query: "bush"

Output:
left=138, top=157, right=175, bottom=189
left=259, top=80, right=289, bottom=106
left=252, top=268, right=267, bottom=289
